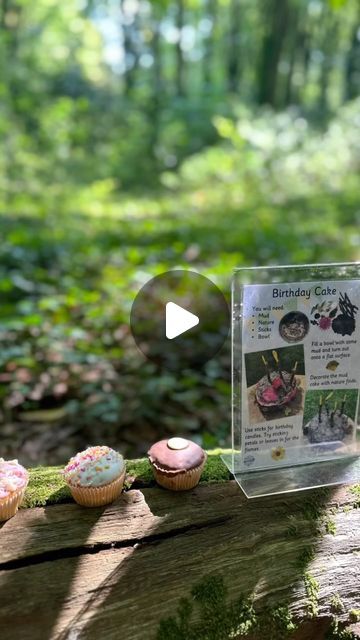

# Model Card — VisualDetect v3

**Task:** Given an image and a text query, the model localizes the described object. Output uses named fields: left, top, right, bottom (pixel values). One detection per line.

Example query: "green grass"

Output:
left=22, top=452, right=232, bottom=508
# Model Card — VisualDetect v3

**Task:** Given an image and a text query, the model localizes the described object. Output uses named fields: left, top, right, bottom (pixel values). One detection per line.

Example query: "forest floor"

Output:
left=1, top=103, right=359, bottom=466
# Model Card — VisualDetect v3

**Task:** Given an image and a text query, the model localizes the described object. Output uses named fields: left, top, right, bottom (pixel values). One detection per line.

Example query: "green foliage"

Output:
left=0, top=0, right=359, bottom=456
left=1, top=102, right=359, bottom=452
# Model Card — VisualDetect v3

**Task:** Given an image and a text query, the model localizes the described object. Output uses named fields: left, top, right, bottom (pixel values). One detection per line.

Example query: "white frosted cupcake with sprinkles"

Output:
left=0, top=459, right=29, bottom=521
left=63, top=446, right=126, bottom=507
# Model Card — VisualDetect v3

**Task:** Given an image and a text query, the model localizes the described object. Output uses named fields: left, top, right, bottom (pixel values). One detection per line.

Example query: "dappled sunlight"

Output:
left=0, top=507, right=40, bottom=564
left=52, top=490, right=167, bottom=639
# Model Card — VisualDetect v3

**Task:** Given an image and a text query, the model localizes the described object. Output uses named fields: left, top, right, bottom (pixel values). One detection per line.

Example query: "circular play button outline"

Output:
left=130, top=269, right=230, bottom=370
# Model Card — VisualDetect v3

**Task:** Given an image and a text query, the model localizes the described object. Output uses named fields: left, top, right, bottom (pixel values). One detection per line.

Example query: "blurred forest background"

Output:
left=0, top=0, right=359, bottom=465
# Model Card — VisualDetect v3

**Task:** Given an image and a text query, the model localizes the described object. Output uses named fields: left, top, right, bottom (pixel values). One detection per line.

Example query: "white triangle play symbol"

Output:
left=166, top=302, right=199, bottom=340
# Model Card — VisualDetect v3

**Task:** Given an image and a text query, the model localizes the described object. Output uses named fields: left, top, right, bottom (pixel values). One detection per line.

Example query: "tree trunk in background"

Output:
left=0, top=0, right=9, bottom=28
left=283, top=5, right=299, bottom=107
left=227, top=0, right=241, bottom=93
left=0, top=0, right=21, bottom=56
left=257, top=0, right=289, bottom=106
left=0, top=0, right=22, bottom=102
left=153, top=19, right=163, bottom=98
left=175, top=0, right=185, bottom=96
left=319, top=11, right=338, bottom=113
left=148, top=15, right=163, bottom=166
left=345, top=13, right=360, bottom=101
left=203, top=0, right=217, bottom=91
left=120, top=0, right=139, bottom=96
left=297, top=25, right=311, bottom=105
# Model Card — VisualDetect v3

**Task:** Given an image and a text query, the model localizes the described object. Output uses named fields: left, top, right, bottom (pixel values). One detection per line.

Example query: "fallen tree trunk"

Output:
left=0, top=471, right=359, bottom=639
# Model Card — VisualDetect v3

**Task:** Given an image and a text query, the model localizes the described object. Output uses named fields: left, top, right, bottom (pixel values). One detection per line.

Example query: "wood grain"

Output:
left=0, top=481, right=359, bottom=640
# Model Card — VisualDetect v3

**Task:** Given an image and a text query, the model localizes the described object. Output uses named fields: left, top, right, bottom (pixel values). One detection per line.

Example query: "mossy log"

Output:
left=0, top=460, right=359, bottom=640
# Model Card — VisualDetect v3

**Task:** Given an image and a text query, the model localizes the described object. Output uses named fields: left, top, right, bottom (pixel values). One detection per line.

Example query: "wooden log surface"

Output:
left=0, top=480, right=359, bottom=640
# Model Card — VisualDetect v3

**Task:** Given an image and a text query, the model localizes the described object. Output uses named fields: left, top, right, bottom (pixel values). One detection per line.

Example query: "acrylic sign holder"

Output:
left=222, top=262, right=360, bottom=498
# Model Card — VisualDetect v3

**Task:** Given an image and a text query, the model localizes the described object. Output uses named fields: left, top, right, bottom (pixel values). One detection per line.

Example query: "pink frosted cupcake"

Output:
left=148, top=437, right=206, bottom=491
left=0, top=459, right=29, bottom=521
left=63, top=446, right=126, bottom=507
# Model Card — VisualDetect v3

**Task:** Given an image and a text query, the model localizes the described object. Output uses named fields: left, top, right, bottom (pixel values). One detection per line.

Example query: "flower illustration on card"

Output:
left=271, top=446, right=286, bottom=461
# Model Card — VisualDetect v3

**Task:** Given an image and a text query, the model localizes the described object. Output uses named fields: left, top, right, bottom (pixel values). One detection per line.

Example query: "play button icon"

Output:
left=130, top=270, right=229, bottom=370
left=166, top=302, right=199, bottom=339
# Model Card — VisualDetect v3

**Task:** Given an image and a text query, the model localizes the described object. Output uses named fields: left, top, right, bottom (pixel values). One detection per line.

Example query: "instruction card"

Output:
left=241, top=279, right=360, bottom=470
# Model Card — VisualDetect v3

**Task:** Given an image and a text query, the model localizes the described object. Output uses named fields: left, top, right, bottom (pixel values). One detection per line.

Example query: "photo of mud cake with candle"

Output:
left=303, top=389, right=358, bottom=444
left=245, top=345, right=306, bottom=425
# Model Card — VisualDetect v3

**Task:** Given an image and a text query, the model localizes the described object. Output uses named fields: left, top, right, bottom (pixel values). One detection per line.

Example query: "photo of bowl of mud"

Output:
left=279, top=311, right=310, bottom=343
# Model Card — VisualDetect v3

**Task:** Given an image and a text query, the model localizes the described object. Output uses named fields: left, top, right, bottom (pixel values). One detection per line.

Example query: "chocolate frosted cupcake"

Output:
left=0, top=459, right=29, bottom=521
left=148, top=437, right=206, bottom=491
left=63, top=446, right=126, bottom=507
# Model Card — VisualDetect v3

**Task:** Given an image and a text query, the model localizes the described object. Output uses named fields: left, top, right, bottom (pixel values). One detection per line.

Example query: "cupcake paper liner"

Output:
left=67, top=467, right=126, bottom=507
left=0, top=483, right=28, bottom=522
left=151, top=455, right=207, bottom=491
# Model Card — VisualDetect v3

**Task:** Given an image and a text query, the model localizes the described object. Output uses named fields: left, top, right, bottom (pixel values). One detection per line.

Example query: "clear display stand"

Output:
left=222, top=262, right=360, bottom=497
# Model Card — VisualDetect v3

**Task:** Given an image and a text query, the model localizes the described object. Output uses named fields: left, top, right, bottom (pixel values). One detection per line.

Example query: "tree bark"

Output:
left=283, top=5, right=299, bottom=107
left=318, top=8, right=339, bottom=113
left=203, top=0, right=217, bottom=91
left=344, top=12, right=360, bottom=101
left=227, top=0, right=241, bottom=93
left=147, top=14, right=163, bottom=169
left=0, top=481, right=359, bottom=640
left=120, top=0, right=139, bottom=95
left=257, top=0, right=289, bottom=106
left=175, top=0, right=185, bottom=96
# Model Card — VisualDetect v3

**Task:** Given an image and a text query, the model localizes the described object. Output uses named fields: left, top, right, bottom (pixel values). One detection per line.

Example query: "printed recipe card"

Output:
left=241, top=280, right=360, bottom=470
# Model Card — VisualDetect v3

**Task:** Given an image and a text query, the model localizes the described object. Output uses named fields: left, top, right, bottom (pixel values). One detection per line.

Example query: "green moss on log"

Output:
left=199, top=451, right=232, bottom=484
left=303, top=572, right=319, bottom=618
left=156, top=574, right=296, bottom=640
left=330, top=595, right=345, bottom=615
left=22, top=452, right=231, bottom=508
left=325, top=517, right=337, bottom=535
left=156, top=574, right=358, bottom=640
left=22, top=466, right=70, bottom=508
left=349, top=610, right=360, bottom=623
left=326, top=618, right=358, bottom=639
left=349, top=484, right=360, bottom=508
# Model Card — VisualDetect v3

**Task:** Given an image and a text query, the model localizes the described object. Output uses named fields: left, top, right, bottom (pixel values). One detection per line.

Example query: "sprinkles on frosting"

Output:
left=0, top=459, right=28, bottom=500
left=63, top=446, right=124, bottom=488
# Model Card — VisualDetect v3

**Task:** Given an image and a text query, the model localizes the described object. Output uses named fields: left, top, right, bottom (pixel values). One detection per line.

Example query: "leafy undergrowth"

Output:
left=22, top=451, right=231, bottom=508
left=1, top=101, right=359, bottom=463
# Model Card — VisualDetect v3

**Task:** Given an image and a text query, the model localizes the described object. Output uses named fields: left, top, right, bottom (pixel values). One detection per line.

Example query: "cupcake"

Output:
left=0, top=459, right=29, bottom=521
left=63, top=446, right=126, bottom=507
left=148, top=437, right=206, bottom=491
